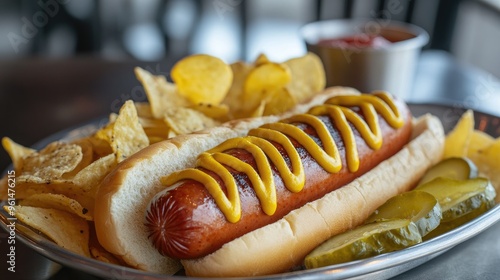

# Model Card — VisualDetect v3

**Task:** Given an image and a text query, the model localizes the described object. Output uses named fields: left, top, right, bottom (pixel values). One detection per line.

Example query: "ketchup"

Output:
left=317, top=34, right=393, bottom=49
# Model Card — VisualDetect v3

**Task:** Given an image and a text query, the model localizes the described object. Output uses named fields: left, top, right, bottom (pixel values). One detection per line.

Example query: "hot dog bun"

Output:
left=94, top=86, right=360, bottom=273
left=181, top=113, right=444, bottom=277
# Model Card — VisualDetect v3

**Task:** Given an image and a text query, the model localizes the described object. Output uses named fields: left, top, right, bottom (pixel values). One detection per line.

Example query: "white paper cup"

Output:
left=301, top=19, right=429, bottom=100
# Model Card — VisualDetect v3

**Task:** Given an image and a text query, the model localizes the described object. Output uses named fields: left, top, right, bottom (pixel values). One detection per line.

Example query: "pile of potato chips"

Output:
left=135, top=52, right=326, bottom=143
left=1, top=100, right=146, bottom=261
left=0, top=52, right=326, bottom=265
left=443, top=110, right=500, bottom=202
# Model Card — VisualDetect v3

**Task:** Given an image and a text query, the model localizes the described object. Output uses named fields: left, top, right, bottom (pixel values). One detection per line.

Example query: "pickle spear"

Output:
left=365, top=191, right=442, bottom=237
left=417, top=157, right=478, bottom=186
left=304, top=219, right=421, bottom=269
left=416, top=177, right=496, bottom=239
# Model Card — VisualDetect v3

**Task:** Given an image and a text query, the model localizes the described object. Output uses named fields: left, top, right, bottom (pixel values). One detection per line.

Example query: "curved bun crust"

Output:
left=181, top=114, right=445, bottom=277
left=94, top=86, right=359, bottom=273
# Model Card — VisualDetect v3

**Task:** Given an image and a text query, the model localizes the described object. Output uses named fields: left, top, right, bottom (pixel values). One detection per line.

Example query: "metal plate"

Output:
left=1, top=103, right=499, bottom=280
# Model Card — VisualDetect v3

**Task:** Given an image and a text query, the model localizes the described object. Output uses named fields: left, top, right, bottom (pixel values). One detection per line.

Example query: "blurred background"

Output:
left=1, top=0, right=500, bottom=170
left=1, top=0, right=499, bottom=68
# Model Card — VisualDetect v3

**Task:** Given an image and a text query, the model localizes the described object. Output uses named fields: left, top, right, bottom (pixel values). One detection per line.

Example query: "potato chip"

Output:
left=163, top=107, right=220, bottom=135
left=0, top=175, right=8, bottom=200
left=11, top=179, right=85, bottom=201
left=64, top=138, right=94, bottom=179
left=139, top=117, right=170, bottom=139
left=93, top=120, right=114, bottom=144
left=171, top=54, right=233, bottom=105
left=249, top=100, right=266, bottom=118
left=88, top=225, right=125, bottom=265
left=112, top=101, right=149, bottom=162
left=109, top=112, right=119, bottom=123
left=467, top=130, right=495, bottom=158
left=139, top=117, right=165, bottom=129
left=12, top=180, right=95, bottom=218
left=135, top=67, right=190, bottom=119
left=2, top=137, right=35, bottom=171
left=243, top=62, right=291, bottom=112
left=443, top=110, right=474, bottom=158
left=9, top=181, right=53, bottom=200
left=284, top=52, right=326, bottom=103
left=88, top=117, right=115, bottom=157
left=70, top=154, right=116, bottom=217
left=19, top=193, right=92, bottom=221
left=21, top=142, right=83, bottom=180
left=223, top=61, right=253, bottom=118
left=469, top=139, right=500, bottom=202
left=254, top=53, right=270, bottom=66
left=89, top=236, right=124, bottom=264
left=10, top=205, right=90, bottom=257
left=244, top=62, right=291, bottom=96
left=263, top=87, right=297, bottom=116
left=88, top=136, right=113, bottom=158
left=134, top=102, right=154, bottom=119
left=147, top=136, right=166, bottom=144
left=16, top=175, right=72, bottom=185
left=73, top=153, right=116, bottom=193
left=189, top=102, right=229, bottom=121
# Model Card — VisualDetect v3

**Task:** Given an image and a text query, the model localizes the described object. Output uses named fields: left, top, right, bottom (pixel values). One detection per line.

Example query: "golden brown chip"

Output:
left=467, top=130, right=495, bottom=158
left=254, top=53, right=271, bottom=66
left=135, top=67, right=190, bottom=119
left=112, top=101, right=149, bottom=162
left=163, top=107, right=220, bottom=135
left=21, top=142, right=83, bottom=180
left=243, top=62, right=291, bottom=112
left=139, top=117, right=170, bottom=139
left=16, top=175, right=72, bottom=185
left=0, top=175, right=7, bottom=201
left=134, top=102, right=154, bottom=119
left=109, top=112, right=119, bottom=123
left=64, top=138, right=94, bottom=179
left=147, top=136, right=166, bottom=144
left=70, top=154, right=116, bottom=217
left=94, top=121, right=114, bottom=143
left=73, top=153, right=116, bottom=193
left=189, top=102, right=230, bottom=121
left=19, top=193, right=92, bottom=221
left=171, top=54, right=233, bottom=105
left=88, top=136, right=113, bottom=158
left=469, top=138, right=500, bottom=202
left=284, top=52, right=326, bottom=103
left=2, top=137, right=35, bottom=171
left=248, top=100, right=266, bottom=118
left=10, top=205, right=90, bottom=257
left=443, top=110, right=474, bottom=158
left=263, top=87, right=297, bottom=116
left=223, top=61, right=253, bottom=118
left=89, top=225, right=125, bottom=265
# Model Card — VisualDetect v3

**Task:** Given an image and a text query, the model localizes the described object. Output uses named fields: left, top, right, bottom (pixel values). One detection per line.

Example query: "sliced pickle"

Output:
left=365, top=191, right=442, bottom=237
left=424, top=197, right=495, bottom=240
left=416, top=177, right=496, bottom=219
left=416, top=177, right=496, bottom=239
left=417, top=157, right=478, bottom=186
left=304, top=219, right=421, bottom=269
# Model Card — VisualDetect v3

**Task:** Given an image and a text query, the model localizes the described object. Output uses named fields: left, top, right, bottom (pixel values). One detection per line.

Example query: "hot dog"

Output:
left=95, top=87, right=445, bottom=276
left=146, top=92, right=413, bottom=260
left=95, top=86, right=359, bottom=273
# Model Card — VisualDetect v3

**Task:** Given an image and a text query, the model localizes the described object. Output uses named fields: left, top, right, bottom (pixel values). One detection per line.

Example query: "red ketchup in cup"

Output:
left=317, top=34, right=393, bottom=49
